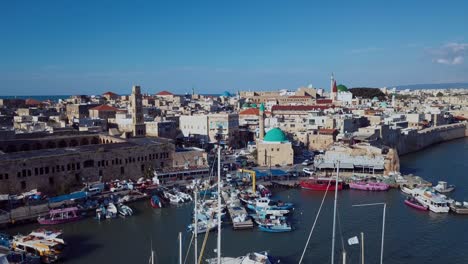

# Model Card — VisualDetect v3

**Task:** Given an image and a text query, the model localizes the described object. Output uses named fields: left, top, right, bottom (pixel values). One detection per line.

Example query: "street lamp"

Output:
left=352, top=202, right=386, bottom=264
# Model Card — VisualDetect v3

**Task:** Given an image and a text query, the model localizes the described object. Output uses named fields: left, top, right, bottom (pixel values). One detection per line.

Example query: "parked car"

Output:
left=303, top=167, right=314, bottom=175
left=302, top=159, right=312, bottom=166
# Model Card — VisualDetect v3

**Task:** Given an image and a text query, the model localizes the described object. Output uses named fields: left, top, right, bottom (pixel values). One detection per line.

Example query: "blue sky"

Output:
left=1, top=0, right=467, bottom=95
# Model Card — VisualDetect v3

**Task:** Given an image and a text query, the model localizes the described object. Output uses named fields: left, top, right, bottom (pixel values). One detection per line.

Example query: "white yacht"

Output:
left=206, top=252, right=275, bottom=264
left=412, top=188, right=450, bottom=213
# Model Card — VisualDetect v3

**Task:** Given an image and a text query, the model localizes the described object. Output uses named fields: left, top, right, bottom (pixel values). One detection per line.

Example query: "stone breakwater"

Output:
left=396, top=123, right=467, bottom=155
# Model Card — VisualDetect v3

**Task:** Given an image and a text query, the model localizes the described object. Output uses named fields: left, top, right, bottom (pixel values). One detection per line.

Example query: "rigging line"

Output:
left=183, top=233, right=194, bottom=264
left=298, top=176, right=334, bottom=264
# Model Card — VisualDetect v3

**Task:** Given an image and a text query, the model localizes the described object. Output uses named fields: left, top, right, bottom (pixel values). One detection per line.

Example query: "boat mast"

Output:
left=179, top=232, right=183, bottom=264
left=331, top=161, right=340, bottom=264
left=217, top=145, right=222, bottom=264
left=361, top=232, right=364, bottom=264
left=194, top=186, right=198, bottom=264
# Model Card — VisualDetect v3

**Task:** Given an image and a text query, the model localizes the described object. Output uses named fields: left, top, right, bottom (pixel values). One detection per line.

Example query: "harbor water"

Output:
left=2, top=138, right=468, bottom=263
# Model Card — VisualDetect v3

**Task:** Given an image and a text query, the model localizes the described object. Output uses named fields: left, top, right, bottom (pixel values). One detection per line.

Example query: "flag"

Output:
left=348, top=236, right=359, bottom=245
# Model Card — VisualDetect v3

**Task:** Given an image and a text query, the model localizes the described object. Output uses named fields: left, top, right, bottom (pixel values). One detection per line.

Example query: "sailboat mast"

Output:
left=331, top=162, right=340, bottom=264
left=217, top=145, right=222, bottom=264
left=194, top=187, right=198, bottom=264
left=179, top=232, right=183, bottom=264
left=361, top=232, right=365, bottom=264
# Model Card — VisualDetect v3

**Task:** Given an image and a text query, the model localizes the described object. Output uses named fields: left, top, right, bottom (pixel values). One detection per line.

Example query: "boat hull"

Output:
left=349, top=183, right=389, bottom=191
left=300, top=181, right=343, bottom=191
left=258, top=224, right=292, bottom=232
left=38, top=216, right=81, bottom=225
left=404, top=199, right=428, bottom=211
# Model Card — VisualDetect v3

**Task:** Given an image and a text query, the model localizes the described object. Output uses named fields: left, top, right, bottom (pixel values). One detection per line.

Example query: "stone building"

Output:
left=256, top=128, right=294, bottom=166
left=0, top=135, right=174, bottom=194
left=66, top=103, right=99, bottom=122
left=129, top=86, right=146, bottom=137
left=89, top=105, right=119, bottom=120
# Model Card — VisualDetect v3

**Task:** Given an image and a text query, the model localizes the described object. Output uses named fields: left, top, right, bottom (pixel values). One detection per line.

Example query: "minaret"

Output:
left=259, top=103, right=265, bottom=140
left=391, top=87, right=396, bottom=108
left=331, top=73, right=337, bottom=102
left=130, top=85, right=146, bottom=137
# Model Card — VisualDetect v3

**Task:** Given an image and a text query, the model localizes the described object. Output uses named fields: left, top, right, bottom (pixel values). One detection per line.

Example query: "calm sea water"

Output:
left=2, top=138, right=468, bottom=264
left=0, top=95, right=70, bottom=102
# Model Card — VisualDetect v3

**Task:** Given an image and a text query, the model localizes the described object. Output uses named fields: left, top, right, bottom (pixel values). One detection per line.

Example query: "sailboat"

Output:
left=205, top=144, right=279, bottom=263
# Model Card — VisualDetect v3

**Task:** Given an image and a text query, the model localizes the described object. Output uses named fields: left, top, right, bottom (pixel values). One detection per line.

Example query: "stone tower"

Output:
left=258, top=103, right=265, bottom=140
left=331, top=73, right=337, bottom=102
left=130, top=85, right=146, bottom=137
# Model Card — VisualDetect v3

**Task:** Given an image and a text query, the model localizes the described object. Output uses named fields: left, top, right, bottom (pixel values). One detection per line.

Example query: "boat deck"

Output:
left=221, top=190, right=253, bottom=230
left=450, top=205, right=468, bottom=214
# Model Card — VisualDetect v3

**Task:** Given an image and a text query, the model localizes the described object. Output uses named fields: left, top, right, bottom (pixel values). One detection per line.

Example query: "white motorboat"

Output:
left=106, top=203, right=118, bottom=218
left=433, top=181, right=455, bottom=193
left=206, top=251, right=275, bottom=264
left=412, top=188, right=450, bottom=213
left=118, top=204, right=133, bottom=217
left=188, top=219, right=220, bottom=234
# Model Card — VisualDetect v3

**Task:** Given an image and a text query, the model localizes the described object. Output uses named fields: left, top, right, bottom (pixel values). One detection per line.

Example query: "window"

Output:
left=77, top=163, right=80, bottom=170
left=21, top=181, right=26, bottom=190
left=34, top=168, right=38, bottom=175
left=45, top=167, right=49, bottom=174
left=84, top=160, right=94, bottom=168
left=28, top=170, right=31, bottom=176
left=141, top=164, right=145, bottom=172
left=120, top=167, right=124, bottom=175
left=39, top=168, right=44, bottom=175
left=49, top=177, right=54, bottom=186
left=99, top=170, right=103, bottom=176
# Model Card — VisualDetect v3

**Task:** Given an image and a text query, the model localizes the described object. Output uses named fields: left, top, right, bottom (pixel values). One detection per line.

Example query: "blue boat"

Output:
left=150, top=195, right=162, bottom=208
left=0, top=233, right=11, bottom=249
left=258, top=223, right=292, bottom=233
left=246, top=198, right=294, bottom=211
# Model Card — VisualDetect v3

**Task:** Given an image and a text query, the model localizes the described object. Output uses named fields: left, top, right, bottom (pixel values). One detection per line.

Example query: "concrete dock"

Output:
left=221, top=190, right=253, bottom=230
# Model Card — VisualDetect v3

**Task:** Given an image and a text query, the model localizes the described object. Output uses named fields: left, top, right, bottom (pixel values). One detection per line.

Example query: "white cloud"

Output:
left=431, top=42, right=468, bottom=65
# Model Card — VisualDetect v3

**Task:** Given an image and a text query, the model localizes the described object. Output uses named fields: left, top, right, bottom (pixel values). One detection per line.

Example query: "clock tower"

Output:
left=130, top=85, right=146, bottom=137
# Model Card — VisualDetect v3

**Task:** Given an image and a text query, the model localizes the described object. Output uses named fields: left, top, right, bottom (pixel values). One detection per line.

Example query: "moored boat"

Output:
left=206, top=251, right=276, bottom=264
left=349, top=181, right=390, bottom=191
left=412, top=188, right=450, bottom=213
left=37, top=207, right=81, bottom=225
left=433, top=181, right=455, bottom=193
left=300, top=178, right=343, bottom=191
left=150, top=195, right=162, bottom=208
left=450, top=201, right=468, bottom=214
left=404, top=197, right=428, bottom=211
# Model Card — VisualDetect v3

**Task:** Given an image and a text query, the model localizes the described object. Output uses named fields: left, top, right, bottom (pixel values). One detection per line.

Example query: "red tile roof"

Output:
left=239, top=108, right=259, bottom=115
left=103, top=91, right=118, bottom=96
left=25, top=98, right=42, bottom=106
left=89, top=104, right=119, bottom=112
left=271, top=105, right=332, bottom=111
left=318, top=128, right=338, bottom=135
left=156, top=90, right=174, bottom=96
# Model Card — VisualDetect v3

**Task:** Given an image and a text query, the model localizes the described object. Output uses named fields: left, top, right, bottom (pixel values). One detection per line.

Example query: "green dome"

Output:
left=337, top=84, right=348, bottom=92
left=251, top=103, right=257, bottom=108
left=264, top=128, right=288, bottom=142
left=259, top=103, right=265, bottom=112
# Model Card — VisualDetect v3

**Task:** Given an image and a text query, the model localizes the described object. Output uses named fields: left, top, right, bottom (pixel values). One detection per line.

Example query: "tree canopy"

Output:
left=349, top=87, right=387, bottom=100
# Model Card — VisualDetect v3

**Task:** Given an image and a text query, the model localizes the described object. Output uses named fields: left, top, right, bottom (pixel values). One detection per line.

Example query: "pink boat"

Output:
left=404, top=197, right=428, bottom=211
left=38, top=207, right=81, bottom=225
left=349, top=182, right=390, bottom=191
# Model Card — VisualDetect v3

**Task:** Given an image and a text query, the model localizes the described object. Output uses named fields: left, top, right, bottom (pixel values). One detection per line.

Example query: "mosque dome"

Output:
left=264, top=128, right=288, bottom=143
left=250, top=103, right=257, bottom=108
left=337, top=84, right=348, bottom=92
left=222, top=91, right=231, bottom=97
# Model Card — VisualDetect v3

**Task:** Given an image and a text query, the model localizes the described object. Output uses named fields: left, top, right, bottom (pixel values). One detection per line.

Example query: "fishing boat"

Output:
left=257, top=220, right=292, bottom=233
left=106, top=203, right=118, bottom=218
left=246, top=198, right=293, bottom=211
left=449, top=201, right=468, bottom=214
left=257, top=185, right=272, bottom=197
left=150, top=195, right=162, bottom=208
left=37, top=207, right=81, bottom=225
left=206, top=251, right=277, bottom=264
left=412, top=188, right=450, bottom=213
left=433, top=181, right=455, bottom=193
left=349, top=181, right=390, bottom=191
left=11, top=233, right=64, bottom=263
left=300, top=177, right=343, bottom=191
left=404, top=197, right=428, bottom=211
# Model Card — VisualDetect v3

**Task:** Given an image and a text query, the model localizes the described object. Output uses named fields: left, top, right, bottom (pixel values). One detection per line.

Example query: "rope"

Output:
left=197, top=212, right=215, bottom=264
left=298, top=177, right=334, bottom=264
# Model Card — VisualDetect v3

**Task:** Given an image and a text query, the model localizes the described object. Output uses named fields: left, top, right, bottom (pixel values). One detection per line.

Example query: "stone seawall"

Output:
left=397, top=123, right=467, bottom=155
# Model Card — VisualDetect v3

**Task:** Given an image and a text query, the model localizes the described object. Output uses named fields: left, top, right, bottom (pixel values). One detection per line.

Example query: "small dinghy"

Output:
left=404, top=197, right=428, bottom=211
